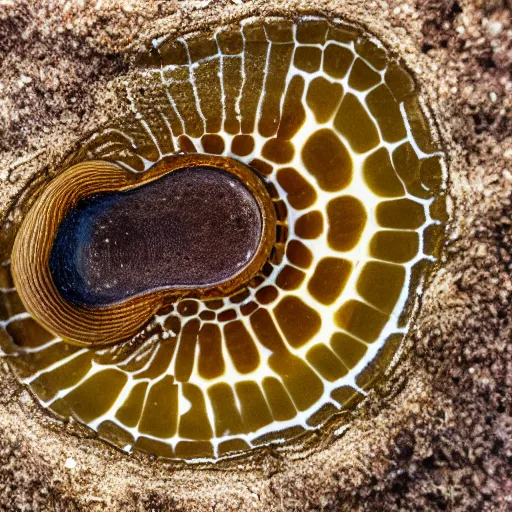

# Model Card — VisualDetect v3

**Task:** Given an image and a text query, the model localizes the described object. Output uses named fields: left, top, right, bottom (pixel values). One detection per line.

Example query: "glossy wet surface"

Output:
left=49, top=166, right=263, bottom=306
left=1, top=17, right=446, bottom=461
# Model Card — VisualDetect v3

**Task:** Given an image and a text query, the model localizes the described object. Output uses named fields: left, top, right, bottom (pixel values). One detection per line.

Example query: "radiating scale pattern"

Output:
left=0, top=18, right=447, bottom=460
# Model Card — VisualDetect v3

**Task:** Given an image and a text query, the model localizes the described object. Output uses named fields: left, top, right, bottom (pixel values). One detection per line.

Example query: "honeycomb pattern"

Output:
left=0, top=17, right=446, bottom=460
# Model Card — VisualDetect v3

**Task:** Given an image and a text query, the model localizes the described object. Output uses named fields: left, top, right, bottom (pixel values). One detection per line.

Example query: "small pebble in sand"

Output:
left=64, top=457, right=76, bottom=469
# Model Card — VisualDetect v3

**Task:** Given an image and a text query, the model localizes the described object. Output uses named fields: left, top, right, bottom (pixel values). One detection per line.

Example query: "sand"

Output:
left=0, top=0, right=510, bottom=510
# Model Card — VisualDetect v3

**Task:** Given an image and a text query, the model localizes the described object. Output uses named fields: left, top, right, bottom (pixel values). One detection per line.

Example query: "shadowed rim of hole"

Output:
left=1, top=12, right=451, bottom=468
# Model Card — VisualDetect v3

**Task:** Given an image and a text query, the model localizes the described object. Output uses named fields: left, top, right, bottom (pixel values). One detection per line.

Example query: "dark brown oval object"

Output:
left=11, top=154, right=276, bottom=346
left=50, top=167, right=262, bottom=306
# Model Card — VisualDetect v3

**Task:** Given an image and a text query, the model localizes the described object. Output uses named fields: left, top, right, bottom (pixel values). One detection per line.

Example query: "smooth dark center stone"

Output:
left=49, top=166, right=263, bottom=306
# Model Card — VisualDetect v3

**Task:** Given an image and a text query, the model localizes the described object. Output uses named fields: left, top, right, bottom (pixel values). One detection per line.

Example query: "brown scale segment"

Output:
left=262, top=377, right=296, bottom=421
left=261, top=138, right=295, bottom=164
left=174, top=319, right=200, bottom=382
left=235, top=381, right=273, bottom=432
left=424, top=224, right=445, bottom=258
left=285, top=239, right=313, bottom=269
left=217, top=309, right=237, bottom=322
left=296, top=19, right=328, bottom=44
left=178, top=383, right=213, bottom=440
left=240, top=24, right=268, bottom=134
left=57, top=369, right=128, bottom=424
left=197, top=323, right=224, bottom=380
left=138, top=375, right=179, bottom=438
left=217, top=29, right=244, bottom=135
left=393, top=143, right=433, bottom=199
left=403, top=95, right=438, bottom=154
left=295, top=210, right=324, bottom=239
left=420, top=156, right=444, bottom=193
left=255, top=285, right=279, bottom=305
left=330, top=332, right=368, bottom=369
left=308, top=257, right=352, bottom=305
left=356, top=261, right=406, bottom=314
left=330, top=385, right=365, bottom=408
left=276, top=75, right=306, bottom=140
left=363, top=147, right=405, bottom=197
left=158, top=38, right=189, bottom=66
left=326, top=196, right=367, bottom=252
left=249, top=158, right=273, bottom=177
left=208, top=382, right=245, bottom=437
left=348, top=58, right=381, bottom=91
left=258, top=41, right=294, bottom=137
left=302, top=129, right=353, bottom=192
left=199, top=310, right=216, bottom=321
left=218, top=439, right=251, bottom=457
left=175, top=441, right=213, bottom=460
left=323, top=43, right=354, bottom=79
left=177, top=300, right=199, bottom=317
left=195, top=60, right=223, bottom=134
left=186, top=36, right=218, bottom=62
left=201, top=134, right=225, bottom=154
left=293, top=46, right=322, bottom=73
left=334, top=300, right=389, bottom=344
left=275, top=264, right=306, bottom=291
left=328, top=24, right=359, bottom=44
left=266, top=19, right=294, bottom=43
left=334, top=93, right=380, bottom=153
left=134, top=436, right=174, bottom=458
left=31, top=351, right=94, bottom=403
left=306, top=77, right=344, bottom=124
left=385, top=62, right=416, bottom=102
left=376, top=198, right=426, bottom=229
left=115, top=382, right=148, bottom=427
left=223, top=320, right=260, bottom=374
left=274, top=296, right=322, bottom=349
left=178, top=135, right=197, bottom=153
left=369, top=231, right=420, bottom=263
left=205, top=299, right=225, bottom=311
left=306, top=343, right=348, bottom=382
left=366, top=84, right=407, bottom=143
left=354, top=38, right=387, bottom=70
left=231, top=135, right=255, bottom=157
left=276, top=167, right=317, bottom=209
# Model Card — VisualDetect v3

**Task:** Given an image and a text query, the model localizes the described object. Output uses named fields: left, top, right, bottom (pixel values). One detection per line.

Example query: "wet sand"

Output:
left=0, top=0, right=510, bottom=510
